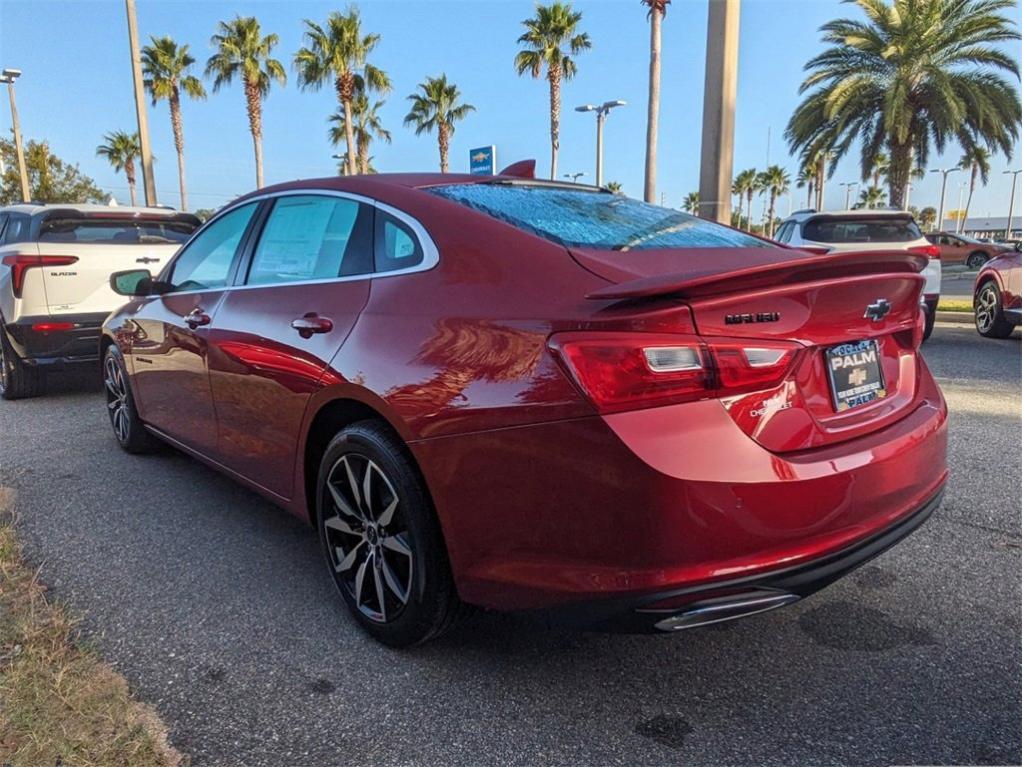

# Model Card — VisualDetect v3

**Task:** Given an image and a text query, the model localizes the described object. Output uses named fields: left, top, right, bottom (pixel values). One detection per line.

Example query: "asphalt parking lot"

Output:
left=1, top=322, right=1019, bottom=767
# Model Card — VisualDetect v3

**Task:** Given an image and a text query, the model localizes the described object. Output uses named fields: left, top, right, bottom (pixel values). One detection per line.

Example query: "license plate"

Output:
left=825, top=339, right=887, bottom=412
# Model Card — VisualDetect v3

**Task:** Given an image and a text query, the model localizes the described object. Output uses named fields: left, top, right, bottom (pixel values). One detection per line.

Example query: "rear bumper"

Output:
left=540, top=486, right=942, bottom=632
left=2, top=313, right=107, bottom=365
left=412, top=358, right=948, bottom=615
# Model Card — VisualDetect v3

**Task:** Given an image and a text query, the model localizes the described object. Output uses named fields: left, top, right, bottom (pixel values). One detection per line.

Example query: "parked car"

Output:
left=775, top=209, right=941, bottom=339
left=924, top=231, right=1007, bottom=269
left=0, top=204, right=200, bottom=399
left=102, top=174, right=948, bottom=646
left=973, top=245, right=1022, bottom=338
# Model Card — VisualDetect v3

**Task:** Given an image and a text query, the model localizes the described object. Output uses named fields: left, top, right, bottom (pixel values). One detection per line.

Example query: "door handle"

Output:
left=183, top=309, right=211, bottom=329
left=291, top=313, right=334, bottom=339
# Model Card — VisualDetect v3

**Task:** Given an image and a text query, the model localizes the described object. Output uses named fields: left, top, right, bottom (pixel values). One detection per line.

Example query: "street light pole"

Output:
left=955, top=181, right=967, bottom=234
left=1, top=69, right=30, bottom=202
left=575, top=100, right=625, bottom=188
left=563, top=172, right=585, bottom=183
left=697, top=0, right=740, bottom=223
left=1005, top=169, right=1022, bottom=239
left=125, top=0, right=157, bottom=207
left=840, top=181, right=858, bottom=210
left=930, top=167, right=960, bottom=233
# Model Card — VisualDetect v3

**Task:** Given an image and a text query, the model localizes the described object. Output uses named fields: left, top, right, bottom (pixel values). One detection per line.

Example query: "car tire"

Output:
left=316, top=420, right=467, bottom=647
left=922, top=307, right=936, bottom=341
left=0, top=326, right=42, bottom=400
left=103, top=345, right=160, bottom=453
left=974, top=280, right=1016, bottom=339
left=966, top=252, right=988, bottom=270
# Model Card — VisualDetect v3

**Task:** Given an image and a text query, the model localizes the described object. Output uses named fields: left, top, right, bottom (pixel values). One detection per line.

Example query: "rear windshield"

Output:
left=429, top=183, right=769, bottom=251
left=803, top=216, right=921, bottom=244
left=38, top=216, right=198, bottom=245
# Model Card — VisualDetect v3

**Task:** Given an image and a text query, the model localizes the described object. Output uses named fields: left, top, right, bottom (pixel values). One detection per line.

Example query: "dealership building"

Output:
left=940, top=215, right=1020, bottom=239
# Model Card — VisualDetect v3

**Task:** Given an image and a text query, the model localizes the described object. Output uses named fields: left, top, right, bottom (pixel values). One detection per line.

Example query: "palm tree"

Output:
left=682, top=191, right=699, bottom=214
left=329, top=94, right=391, bottom=175
left=795, top=166, right=815, bottom=209
left=868, top=152, right=889, bottom=189
left=758, top=165, right=790, bottom=238
left=959, top=145, right=991, bottom=226
left=786, top=0, right=1021, bottom=209
left=514, top=2, right=591, bottom=180
left=295, top=9, right=390, bottom=177
left=919, top=206, right=938, bottom=232
left=605, top=181, right=623, bottom=194
left=96, top=131, right=141, bottom=205
left=641, top=0, right=670, bottom=203
left=732, top=168, right=757, bottom=230
left=141, top=36, right=206, bottom=211
left=856, top=185, right=887, bottom=209
left=206, top=16, right=287, bottom=189
left=404, top=75, right=475, bottom=173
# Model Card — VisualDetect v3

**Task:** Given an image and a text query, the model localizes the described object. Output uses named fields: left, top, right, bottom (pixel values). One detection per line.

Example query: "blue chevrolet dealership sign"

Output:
left=469, top=145, right=496, bottom=175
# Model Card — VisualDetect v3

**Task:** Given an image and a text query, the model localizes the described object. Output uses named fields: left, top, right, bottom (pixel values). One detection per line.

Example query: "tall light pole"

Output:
left=331, top=153, right=346, bottom=175
left=839, top=181, right=859, bottom=210
left=575, top=100, right=626, bottom=188
left=1, top=68, right=30, bottom=202
left=125, top=0, right=156, bottom=207
left=955, top=181, right=967, bottom=234
left=563, top=172, right=586, bottom=183
left=697, top=0, right=740, bottom=223
left=930, top=167, right=960, bottom=233
left=1005, top=169, right=1022, bottom=239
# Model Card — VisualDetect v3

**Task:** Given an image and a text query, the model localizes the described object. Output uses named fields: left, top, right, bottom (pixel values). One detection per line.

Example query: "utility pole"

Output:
left=1, top=69, right=30, bottom=202
left=125, top=0, right=157, bottom=207
left=697, top=0, right=740, bottom=223
left=930, top=167, right=960, bottom=233
left=1005, top=169, right=1021, bottom=239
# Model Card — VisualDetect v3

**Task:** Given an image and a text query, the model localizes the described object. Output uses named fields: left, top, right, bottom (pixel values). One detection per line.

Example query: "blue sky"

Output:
left=1, top=0, right=1019, bottom=215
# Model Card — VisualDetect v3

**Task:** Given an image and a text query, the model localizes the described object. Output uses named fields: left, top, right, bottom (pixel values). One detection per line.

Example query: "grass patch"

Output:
left=937, top=298, right=973, bottom=313
left=0, top=488, right=183, bottom=766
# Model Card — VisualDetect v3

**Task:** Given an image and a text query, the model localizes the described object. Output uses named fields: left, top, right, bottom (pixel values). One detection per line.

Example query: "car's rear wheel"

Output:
left=317, top=421, right=465, bottom=646
left=966, top=252, right=988, bottom=270
left=103, top=346, right=160, bottom=453
left=0, top=327, right=41, bottom=400
left=974, top=281, right=1016, bottom=339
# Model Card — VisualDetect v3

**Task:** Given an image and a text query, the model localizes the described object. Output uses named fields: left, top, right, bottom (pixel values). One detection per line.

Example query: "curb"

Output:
left=936, top=310, right=973, bottom=325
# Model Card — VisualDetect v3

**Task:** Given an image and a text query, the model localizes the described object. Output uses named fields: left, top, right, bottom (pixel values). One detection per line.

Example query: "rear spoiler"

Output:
left=585, top=250, right=929, bottom=301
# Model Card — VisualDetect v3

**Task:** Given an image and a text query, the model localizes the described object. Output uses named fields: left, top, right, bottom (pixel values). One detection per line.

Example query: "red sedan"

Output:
left=974, top=247, right=1022, bottom=338
left=102, top=171, right=948, bottom=646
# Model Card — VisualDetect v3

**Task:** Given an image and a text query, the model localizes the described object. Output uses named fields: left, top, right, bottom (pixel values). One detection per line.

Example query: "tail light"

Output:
left=549, top=332, right=802, bottom=414
left=2, top=254, right=79, bottom=298
left=908, top=244, right=941, bottom=259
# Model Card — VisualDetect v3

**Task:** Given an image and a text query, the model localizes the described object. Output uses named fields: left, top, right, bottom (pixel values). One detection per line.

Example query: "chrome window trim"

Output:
left=159, top=188, right=440, bottom=295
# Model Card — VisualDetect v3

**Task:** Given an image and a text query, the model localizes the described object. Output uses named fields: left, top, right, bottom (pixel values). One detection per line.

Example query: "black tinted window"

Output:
left=430, top=183, right=768, bottom=251
left=38, top=216, right=197, bottom=244
left=803, top=217, right=921, bottom=244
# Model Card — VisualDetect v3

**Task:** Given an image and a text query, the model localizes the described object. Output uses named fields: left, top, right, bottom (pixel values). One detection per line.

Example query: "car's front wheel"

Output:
left=0, top=327, right=41, bottom=400
left=316, top=421, right=465, bottom=646
left=103, top=346, right=159, bottom=453
left=966, top=252, right=989, bottom=270
left=975, top=280, right=1016, bottom=339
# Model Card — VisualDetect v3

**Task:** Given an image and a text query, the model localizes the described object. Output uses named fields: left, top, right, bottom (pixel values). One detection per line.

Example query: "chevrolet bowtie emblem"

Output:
left=864, top=298, right=891, bottom=322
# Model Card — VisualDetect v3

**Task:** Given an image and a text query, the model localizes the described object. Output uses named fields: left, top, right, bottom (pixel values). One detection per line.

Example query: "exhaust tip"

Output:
left=644, top=589, right=801, bottom=632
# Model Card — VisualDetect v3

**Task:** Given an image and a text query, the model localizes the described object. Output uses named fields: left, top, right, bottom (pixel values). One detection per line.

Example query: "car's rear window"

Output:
left=429, top=183, right=769, bottom=251
left=38, top=216, right=198, bottom=244
left=803, top=216, right=921, bottom=244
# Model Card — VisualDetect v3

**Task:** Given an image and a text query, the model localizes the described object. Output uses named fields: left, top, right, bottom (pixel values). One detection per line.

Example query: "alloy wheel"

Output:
left=104, top=356, right=130, bottom=442
left=0, top=338, right=8, bottom=394
left=975, top=285, right=998, bottom=333
left=323, top=453, right=413, bottom=623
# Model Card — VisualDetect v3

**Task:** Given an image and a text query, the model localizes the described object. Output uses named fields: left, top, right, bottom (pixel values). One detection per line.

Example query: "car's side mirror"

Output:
left=110, top=269, right=168, bottom=296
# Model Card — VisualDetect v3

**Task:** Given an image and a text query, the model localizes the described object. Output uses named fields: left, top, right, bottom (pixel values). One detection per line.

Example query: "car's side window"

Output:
left=776, top=221, right=793, bottom=243
left=168, top=203, right=258, bottom=292
left=374, top=211, right=424, bottom=273
left=1, top=214, right=31, bottom=244
left=246, top=195, right=372, bottom=286
left=0, top=214, right=8, bottom=242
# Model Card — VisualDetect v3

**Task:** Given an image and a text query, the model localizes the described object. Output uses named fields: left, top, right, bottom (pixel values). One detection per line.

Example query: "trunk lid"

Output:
left=574, top=246, right=928, bottom=453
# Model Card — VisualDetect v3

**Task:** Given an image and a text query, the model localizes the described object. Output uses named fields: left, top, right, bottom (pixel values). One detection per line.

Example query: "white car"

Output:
left=0, top=204, right=200, bottom=398
left=775, top=209, right=942, bottom=339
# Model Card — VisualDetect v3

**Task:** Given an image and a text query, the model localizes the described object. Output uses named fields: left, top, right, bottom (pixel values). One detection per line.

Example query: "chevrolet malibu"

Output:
left=102, top=172, right=948, bottom=646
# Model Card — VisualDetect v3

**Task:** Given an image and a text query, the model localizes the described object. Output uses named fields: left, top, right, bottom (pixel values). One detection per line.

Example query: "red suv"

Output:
left=102, top=174, right=948, bottom=646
